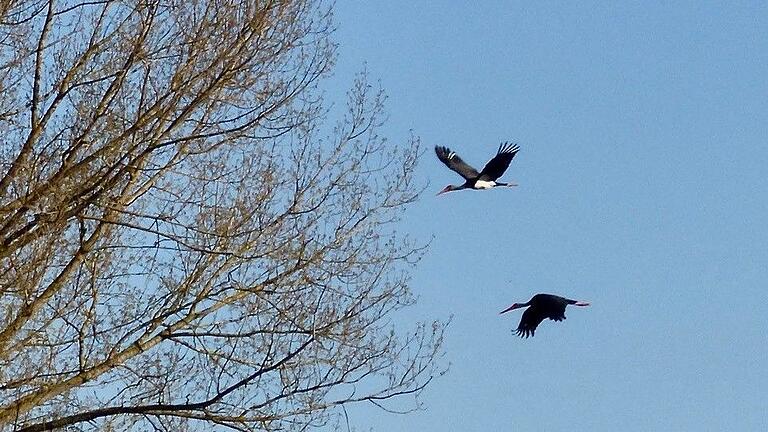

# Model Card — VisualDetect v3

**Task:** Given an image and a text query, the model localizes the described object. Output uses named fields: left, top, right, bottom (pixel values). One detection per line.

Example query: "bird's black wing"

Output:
left=516, top=306, right=546, bottom=338
left=538, top=294, right=568, bottom=321
left=478, top=142, right=520, bottom=181
left=435, top=146, right=479, bottom=180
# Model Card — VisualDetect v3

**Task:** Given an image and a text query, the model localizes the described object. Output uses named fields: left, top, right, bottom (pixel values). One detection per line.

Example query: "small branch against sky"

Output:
left=0, top=0, right=445, bottom=430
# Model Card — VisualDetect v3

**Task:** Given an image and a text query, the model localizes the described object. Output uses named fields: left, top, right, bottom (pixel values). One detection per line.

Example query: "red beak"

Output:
left=499, top=303, right=522, bottom=314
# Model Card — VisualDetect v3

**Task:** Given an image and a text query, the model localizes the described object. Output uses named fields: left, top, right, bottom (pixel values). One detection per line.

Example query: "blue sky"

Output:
left=327, top=2, right=768, bottom=431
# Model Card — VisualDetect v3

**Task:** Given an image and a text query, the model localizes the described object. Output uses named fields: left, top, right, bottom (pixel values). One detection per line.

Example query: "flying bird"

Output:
left=434, top=142, right=520, bottom=195
left=499, top=293, right=590, bottom=338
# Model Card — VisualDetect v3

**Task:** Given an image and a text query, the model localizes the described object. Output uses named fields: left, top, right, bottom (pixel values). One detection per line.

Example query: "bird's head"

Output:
left=437, top=185, right=458, bottom=196
left=499, top=303, right=525, bottom=314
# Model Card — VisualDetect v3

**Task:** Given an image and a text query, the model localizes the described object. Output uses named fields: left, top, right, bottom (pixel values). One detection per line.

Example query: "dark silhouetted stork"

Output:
left=434, top=142, right=520, bottom=195
left=500, top=293, right=590, bottom=338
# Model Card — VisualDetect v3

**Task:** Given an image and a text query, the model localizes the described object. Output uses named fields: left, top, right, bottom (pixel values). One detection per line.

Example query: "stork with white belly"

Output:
left=434, top=142, right=520, bottom=195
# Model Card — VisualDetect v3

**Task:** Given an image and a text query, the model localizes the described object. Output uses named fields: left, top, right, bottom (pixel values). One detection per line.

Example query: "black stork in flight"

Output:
left=500, top=293, right=590, bottom=338
left=434, top=142, right=520, bottom=195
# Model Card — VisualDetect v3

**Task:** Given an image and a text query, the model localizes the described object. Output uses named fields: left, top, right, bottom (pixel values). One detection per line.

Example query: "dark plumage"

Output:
left=499, top=293, right=590, bottom=338
left=434, top=142, right=520, bottom=195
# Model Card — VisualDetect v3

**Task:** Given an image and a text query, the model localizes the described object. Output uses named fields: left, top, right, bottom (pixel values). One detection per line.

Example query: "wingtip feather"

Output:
left=497, top=141, right=520, bottom=155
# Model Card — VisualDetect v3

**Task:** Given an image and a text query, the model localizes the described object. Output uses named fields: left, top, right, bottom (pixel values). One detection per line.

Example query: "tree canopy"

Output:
left=0, top=1, right=445, bottom=430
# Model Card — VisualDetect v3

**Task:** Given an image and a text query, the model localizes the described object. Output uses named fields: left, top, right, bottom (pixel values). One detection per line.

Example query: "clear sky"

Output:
left=327, top=2, right=768, bottom=431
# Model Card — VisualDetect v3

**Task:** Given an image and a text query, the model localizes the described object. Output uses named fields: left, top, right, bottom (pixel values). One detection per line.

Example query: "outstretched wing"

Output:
left=516, top=306, right=545, bottom=338
left=479, top=142, right=520, bottom=181
left=435, top=146, right=479, bottom=180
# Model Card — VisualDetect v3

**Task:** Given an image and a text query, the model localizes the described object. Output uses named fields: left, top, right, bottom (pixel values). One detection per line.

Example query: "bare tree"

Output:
left=0, top=0, right=445, bottom=430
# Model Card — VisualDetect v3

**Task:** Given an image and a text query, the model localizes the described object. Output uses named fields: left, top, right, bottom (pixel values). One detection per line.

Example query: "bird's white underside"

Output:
left=474, top=180, right=495, bottom=189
